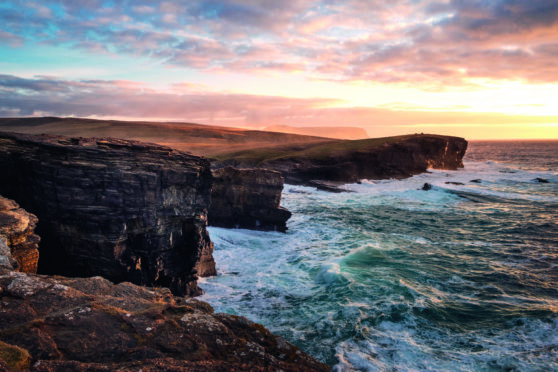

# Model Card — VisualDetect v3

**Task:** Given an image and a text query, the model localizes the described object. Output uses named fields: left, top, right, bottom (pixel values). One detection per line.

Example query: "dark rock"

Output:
left=209, top=167, right=292, bottom=232
left=445, top=181, right=465, bottom=186
left=307, top=180, right=350, bottom=193
left=0, top=269, right=329, bottom=371
left=422, top=183, right=432, bottom=191
left=0, top=196, right=40, bottom=273
left=219, top=134, right=469, bottom=187
left=0, top=132, right=214, bottom=296
left=533, top=177, right=549, bottom=183
left=470, top=179, right=482, bottom=183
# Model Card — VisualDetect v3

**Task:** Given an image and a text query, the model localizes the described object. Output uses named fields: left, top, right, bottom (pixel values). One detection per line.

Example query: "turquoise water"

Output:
left=200, top=141, right=558, bottom=371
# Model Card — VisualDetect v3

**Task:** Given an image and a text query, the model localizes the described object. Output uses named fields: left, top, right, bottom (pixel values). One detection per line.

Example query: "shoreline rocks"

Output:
left=0, top=265, right=329, bottom=371
left=0, top=200, right=329, bottom=370
left=209, top=167, right=292, bottom=232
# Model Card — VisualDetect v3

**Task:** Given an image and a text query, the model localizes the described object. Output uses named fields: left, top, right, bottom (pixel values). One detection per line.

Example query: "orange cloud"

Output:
left=1, top=74, right=556, bottom=139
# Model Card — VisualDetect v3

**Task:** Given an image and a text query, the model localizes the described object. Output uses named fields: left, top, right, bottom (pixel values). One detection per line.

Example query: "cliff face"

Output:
left=259, top=135, right=469, bottom=185
left=0, top=196, right=40, bottom=273
left=0, top=132, right=214, bottom=296
left=209, top=167, right=292, bottom=232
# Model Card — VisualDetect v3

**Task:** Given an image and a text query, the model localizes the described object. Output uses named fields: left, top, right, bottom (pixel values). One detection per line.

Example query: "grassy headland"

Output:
left=0, top=117, right=467, bottom=186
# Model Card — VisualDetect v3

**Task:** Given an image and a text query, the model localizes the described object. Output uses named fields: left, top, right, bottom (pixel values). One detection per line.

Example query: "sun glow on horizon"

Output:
left=1, top=1, right=557, bottom=140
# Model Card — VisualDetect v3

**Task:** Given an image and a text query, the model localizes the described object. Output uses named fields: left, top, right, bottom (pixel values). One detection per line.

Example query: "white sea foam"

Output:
left=201, top=143, right=558, bottom=370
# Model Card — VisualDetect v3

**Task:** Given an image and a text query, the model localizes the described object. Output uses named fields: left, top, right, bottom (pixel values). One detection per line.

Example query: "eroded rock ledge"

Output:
left=0, top=259, right=329, bottom=371
left=0, top=132, right=215, bottom=296
left=209, top=167, right=292, bottom=232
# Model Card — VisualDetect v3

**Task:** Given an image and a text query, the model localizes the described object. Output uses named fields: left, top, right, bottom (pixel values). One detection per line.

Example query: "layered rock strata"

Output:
left=0, top=267, right=329, bottom=371
left=218, top=134, right=469, bottom=186
left=209, top=167, right=292, bottom=232
left=0, top=132, right=215, bottom=296
left=0, top=196, right=40, bottom=273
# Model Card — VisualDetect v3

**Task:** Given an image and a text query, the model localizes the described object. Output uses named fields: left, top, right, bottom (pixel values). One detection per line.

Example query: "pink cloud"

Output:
left=1, top=74, right=556, bottom=140
left=2, top=0, right=558, bottom=88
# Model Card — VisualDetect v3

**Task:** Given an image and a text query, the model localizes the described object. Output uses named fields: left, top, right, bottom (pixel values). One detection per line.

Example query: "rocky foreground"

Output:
left=0, top=202, right=328, bottom=371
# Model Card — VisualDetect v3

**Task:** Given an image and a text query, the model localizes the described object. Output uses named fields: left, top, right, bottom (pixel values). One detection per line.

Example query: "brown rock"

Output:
left=0, top=270, right=330, bottom=371
left=0, top=132, right=214, bottom=296
left=0, top=196, right=40, bottom=273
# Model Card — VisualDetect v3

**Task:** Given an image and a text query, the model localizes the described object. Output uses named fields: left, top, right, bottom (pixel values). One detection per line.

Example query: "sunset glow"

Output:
left=1, top=1, right=557, bottom=139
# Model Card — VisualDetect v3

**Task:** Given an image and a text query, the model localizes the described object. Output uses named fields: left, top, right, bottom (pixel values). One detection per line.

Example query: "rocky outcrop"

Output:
left=0, top=196, right=40, bottom=273
left=0, top=132, right=214, bottom=296
left=0, top=268, right=329, bottom=371
left=209, top=167, right=292, bottom=232
left=258, top=134, right=469, bottom=186
left=0, top=195, right=328, bottom=371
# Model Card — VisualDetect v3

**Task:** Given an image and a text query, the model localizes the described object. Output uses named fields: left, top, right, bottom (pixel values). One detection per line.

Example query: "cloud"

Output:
left=1, top=1, right=558, bottom=86
left=1, top=74, right=556, bottom=140
left=0, top=30, right=24, bottom=46
left=0, top=74, right=335, bottom=123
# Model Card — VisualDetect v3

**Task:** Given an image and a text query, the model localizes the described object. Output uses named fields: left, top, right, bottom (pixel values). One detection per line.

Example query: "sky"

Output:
left=1, top=0, right=557, bottom=139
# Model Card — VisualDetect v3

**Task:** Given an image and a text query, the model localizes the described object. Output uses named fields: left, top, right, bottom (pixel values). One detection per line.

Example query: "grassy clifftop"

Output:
left=0, top=117, right=468, bottom=186
left=0, top=117, right=333, bottom=157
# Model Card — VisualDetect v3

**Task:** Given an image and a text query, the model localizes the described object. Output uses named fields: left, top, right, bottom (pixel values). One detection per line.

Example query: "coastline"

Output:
left=0, top=120, right=469, bottom=369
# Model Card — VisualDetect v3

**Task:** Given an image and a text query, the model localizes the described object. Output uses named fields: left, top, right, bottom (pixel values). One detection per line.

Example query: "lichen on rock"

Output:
left=0, top=269, right=330, bottom=371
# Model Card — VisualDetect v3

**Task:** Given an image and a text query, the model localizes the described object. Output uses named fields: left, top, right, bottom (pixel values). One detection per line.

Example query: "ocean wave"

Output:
left=201, top=142, right=558, bottom=370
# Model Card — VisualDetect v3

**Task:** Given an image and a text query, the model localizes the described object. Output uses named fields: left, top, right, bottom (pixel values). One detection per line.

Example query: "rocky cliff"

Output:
left=0, top=196, right=40, bottom=273
left=0, top=237, right=328, bottom=371
left=217, top=134, right=468, bottom=187
left=0, top=132, right=215, bottom=296
left=209, top=167, right=292, bottom=232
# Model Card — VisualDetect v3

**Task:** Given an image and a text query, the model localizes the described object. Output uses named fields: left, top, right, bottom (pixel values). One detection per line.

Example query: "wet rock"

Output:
left=209, top=167, right=292, bottom=232
left=422, top=183, right=432, bottom=191
left=470, top=179, right=482, bottom=183
left=0, top=132, right=214, bottom=296
left=445, top=181, right=465, bottom=186
left=307, top=180, right=350, bottom=193
left=533, top=177, right=549, bottom=183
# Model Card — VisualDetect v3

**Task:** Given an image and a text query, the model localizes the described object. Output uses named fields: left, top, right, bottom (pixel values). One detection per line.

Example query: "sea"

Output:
left=200, top=140, right=558, bottom=371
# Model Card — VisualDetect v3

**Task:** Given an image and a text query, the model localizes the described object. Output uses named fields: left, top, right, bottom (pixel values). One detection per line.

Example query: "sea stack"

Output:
left=209, top=167, right=292, bottom=232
